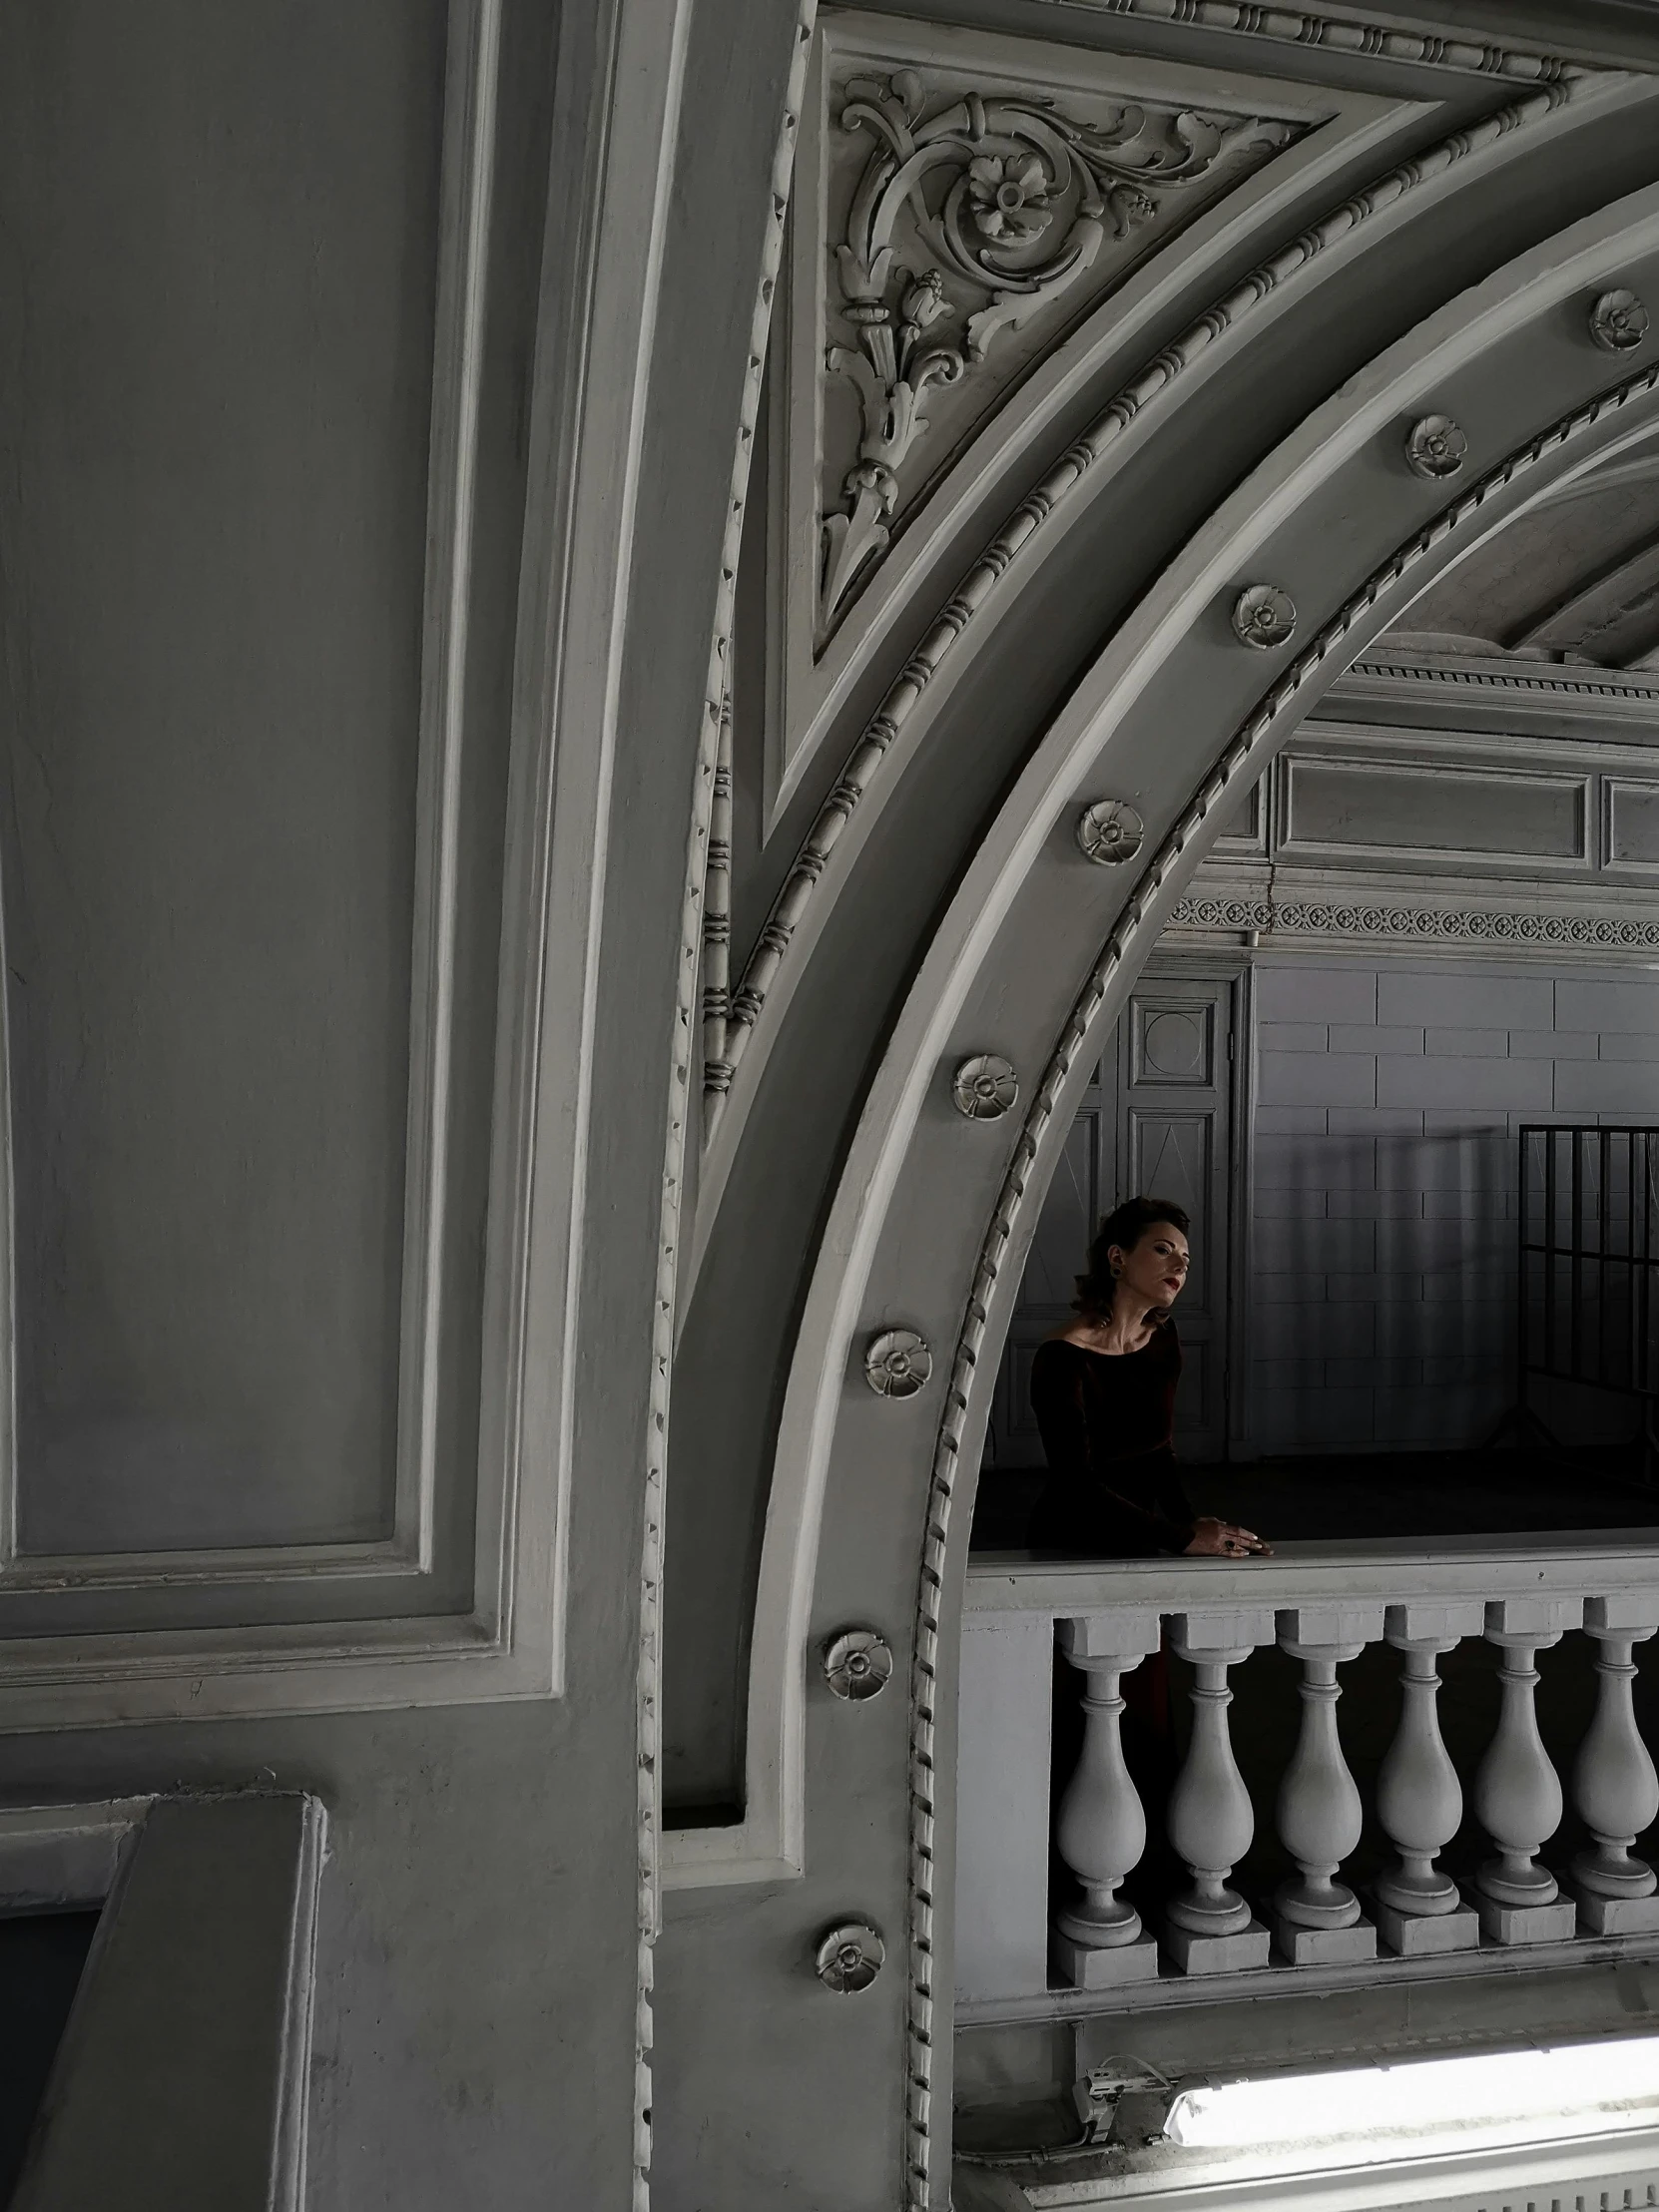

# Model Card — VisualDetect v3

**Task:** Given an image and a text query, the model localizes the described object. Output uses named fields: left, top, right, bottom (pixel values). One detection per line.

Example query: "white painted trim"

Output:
left=1343, top=650, right=1659, bottom=711
left=396, top=0, right=503, bottom=1576
left=676, top=175, right=1659, bottom=1889
left=1038, top=1, right=1593, bottom=85
left=0, top=1608, right=553, bottom=1730
left=273, top=1795, right=327, bottom=2212
left=0, top=0, right=507, bottom=1621
left=0, top=1798, right=149, bottom=1907
left=0, top=1538, right=421, bottom=1592
left=1012, top=2121, right=1659, bottom=2212
left=962, top=1924, right=1659, bottom=2025
left=965, top=1529, right=1659, bottom=1612
left=0, top=0, right=698, bottom=1722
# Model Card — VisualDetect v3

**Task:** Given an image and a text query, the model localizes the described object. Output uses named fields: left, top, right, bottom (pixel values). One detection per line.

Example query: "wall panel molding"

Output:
left=1171, top=880, right=1659, bottom=953
left=1335, top=646, right=1659, bottom=727
left=1172, top=693, right=1659, bottom=955
left=0, top=0, right=583, bottom=1722
left=0, top=0, right=502, bottom=1619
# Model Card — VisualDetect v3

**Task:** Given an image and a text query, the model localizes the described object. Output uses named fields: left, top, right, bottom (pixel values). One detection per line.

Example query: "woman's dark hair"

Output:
left=1073, top=1195, right=1191, bottom=1321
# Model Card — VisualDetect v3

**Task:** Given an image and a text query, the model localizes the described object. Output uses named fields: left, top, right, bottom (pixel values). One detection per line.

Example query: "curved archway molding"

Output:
left=665, top=183, right=1659, bottom=1952
left=900, top=351, right=1659, bottom=2208
left=690, top=68, right=1651, bottom=1258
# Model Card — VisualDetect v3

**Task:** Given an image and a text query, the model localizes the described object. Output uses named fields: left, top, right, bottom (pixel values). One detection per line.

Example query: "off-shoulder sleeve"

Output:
left=1030, top=1340, right=1196, bottom=1558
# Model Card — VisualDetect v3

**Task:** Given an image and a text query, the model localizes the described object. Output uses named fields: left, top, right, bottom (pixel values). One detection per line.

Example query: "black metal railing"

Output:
left=1519, top=1124, right=1659, bottom=1403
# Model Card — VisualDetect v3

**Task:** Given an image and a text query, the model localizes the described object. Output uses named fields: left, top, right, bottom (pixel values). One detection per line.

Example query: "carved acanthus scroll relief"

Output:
left=818, top=69, right=1296, bottom=636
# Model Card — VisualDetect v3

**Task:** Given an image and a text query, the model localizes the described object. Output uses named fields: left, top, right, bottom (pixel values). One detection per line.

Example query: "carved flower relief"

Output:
left=864, top=1327, right=932, bottom=1397
left=1589, top=287, right=1650, bottom=354
left=1404, top=413, right=1467, bottom=480
left=966, top=153, right=1053, bottom=245
left=815, top=1922, right=885, bottom=1993
left=824, top=1628, right=894, bottom=1701
left=1075, top=799, right=1146, bottom=866
left=815, top=70, right=1300, bottom=637
left=1231, top=582, right=1298, bottom=650
left=898, top=268, right=947, bottom=334
left=951, top=1053, right=1019, bottom=1119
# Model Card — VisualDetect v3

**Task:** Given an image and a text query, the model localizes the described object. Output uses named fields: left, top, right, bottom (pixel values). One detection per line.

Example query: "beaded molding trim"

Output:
left=901, top=355, right=1659, bottom=2210
left=639, top=8, right=818, bottom=2208
left=1055, top=1, right=1581, bottom=86
left=706, top=78, right=1580, bottom=1118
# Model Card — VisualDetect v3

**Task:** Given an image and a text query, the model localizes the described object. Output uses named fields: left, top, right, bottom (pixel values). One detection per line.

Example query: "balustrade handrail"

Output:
left=956, top=1532, right=1659, bottom=2009
left=966, top=1532, right=1659, bottom=1616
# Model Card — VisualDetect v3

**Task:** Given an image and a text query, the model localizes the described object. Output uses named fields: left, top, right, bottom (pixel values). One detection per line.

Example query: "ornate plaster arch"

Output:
left=707, top=187, right=1659, bottom=2202
left=688, top=65, right=1650, bottom=1275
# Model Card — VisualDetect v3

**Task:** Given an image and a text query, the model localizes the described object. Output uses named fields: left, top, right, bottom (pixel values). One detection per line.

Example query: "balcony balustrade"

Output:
left=956, top=1536, right=1659, bottom=2017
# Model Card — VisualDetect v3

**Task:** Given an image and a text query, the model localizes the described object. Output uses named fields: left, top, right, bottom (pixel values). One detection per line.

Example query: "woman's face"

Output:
left=1112, top=1220, right=1190, bottom=1311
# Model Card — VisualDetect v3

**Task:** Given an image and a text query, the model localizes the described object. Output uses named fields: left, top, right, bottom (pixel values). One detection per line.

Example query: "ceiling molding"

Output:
left=1313, top=0, right=1659, bottom=76
left=1337, top=648, right=1659, bottom=721
left=1042, top=0, right=1593, bottom=83
left=1169, top=877, right=1659, bottom=960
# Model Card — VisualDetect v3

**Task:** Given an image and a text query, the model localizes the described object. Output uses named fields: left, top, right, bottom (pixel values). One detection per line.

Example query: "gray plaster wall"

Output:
left=0, top=0, right=814, bottom=2205
left=1249, top=956, right=1659, bottom=1451
left=0, top=0, right=444, bottom=1556
left=12, top=3, right=1659, bottom=2207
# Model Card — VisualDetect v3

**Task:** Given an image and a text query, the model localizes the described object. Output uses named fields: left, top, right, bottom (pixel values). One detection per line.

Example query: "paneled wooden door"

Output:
left=988, top=965, right=1246, bottom=1467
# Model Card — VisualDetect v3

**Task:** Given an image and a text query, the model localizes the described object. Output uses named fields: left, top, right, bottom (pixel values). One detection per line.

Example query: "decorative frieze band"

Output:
left=1170, top=889, right=1659, bottom=953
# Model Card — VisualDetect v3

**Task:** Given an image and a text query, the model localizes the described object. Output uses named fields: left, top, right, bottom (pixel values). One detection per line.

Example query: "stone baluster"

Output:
left=1372, top=1601, right=1483, bottom=1955
left=1472, top=1596, right=1583, bottom=1943
left=1052, top=1611, right=1163, bottom=1988
left=1164, top=1610, right=1274, bottom=1973
left=1271, top=1604, right=1383, bottom=1965
left=1567, top=1594, right=1659, bottom=1935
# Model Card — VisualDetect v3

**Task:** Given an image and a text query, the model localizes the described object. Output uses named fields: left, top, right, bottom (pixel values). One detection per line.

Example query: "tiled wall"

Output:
left=1248, top=958, right=1659, bottom=1453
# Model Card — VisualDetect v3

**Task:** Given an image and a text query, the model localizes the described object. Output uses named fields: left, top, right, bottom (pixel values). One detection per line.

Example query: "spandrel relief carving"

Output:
left=817, top=62, right=1298, bottom=639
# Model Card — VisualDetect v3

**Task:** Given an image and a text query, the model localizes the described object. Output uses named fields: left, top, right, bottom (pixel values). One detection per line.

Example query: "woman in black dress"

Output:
left=1030, top=1195, right=1268, bottom=1560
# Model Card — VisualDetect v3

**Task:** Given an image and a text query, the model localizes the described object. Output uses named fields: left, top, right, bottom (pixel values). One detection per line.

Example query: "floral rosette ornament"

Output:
left=823, top=1628, right=894, bottom=1702
left=1231, top=582, right=1297, bottom=650
left=951, top=1053, right=1019, bottom=1120
left=1404, top=413, right=1467, bottom=479
left=1589, top=288, right=1650, bottom=354
left=815, top=1922, right=885, bottom=1993
left=863, top=1327, right=932, bottom=1397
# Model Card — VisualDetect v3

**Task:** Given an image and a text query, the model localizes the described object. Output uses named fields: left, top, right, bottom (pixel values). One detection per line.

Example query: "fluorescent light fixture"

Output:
left=1164, top=2035, right=1659, bottom=2157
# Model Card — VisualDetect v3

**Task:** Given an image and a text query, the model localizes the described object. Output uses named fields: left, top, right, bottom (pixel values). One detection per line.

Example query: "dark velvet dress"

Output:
left=1028, top=1328, right=1195, bottom=1557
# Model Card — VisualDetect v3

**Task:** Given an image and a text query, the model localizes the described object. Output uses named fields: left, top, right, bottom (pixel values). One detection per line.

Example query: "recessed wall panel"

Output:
left=1608, top=779, right=1659, bottom=867
left=0, top=2, right=449, bottom=1554
left=1286, top=759, right=1587, bottom=861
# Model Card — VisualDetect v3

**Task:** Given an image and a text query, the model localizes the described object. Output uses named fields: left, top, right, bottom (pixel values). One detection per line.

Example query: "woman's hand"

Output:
left=1185, top=1516, right=1272, bottom=1559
